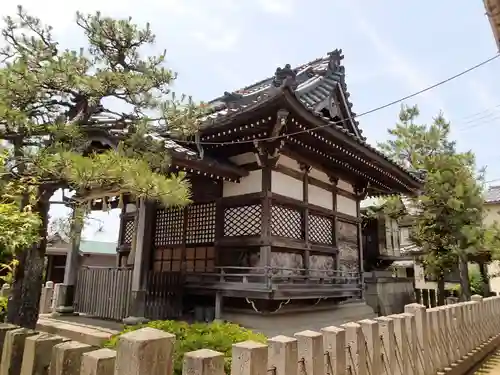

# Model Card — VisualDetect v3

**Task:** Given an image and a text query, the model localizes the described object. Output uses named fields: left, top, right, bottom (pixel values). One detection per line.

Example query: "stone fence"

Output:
left=1, top=282, right=59, bottom=315
left=1, top=296, right=500, bottom=375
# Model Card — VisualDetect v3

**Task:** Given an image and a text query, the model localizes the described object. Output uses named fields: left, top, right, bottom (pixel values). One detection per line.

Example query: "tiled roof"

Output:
left=203, top=50, right=362, bottom=138
left=485, top=185, right=500, bottom=204
left=200, top=49, right=423, bottom=186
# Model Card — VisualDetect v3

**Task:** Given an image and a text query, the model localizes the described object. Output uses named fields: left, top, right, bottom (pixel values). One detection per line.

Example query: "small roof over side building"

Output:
left=485, top=185, right=500, bottom=204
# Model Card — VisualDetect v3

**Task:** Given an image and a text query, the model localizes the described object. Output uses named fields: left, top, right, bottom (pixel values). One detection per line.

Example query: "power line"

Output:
left=177, top=53, right=500, bottom=146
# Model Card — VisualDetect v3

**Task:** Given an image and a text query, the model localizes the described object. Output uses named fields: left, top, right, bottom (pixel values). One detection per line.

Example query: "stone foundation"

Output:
left=222, top=301, right=376, bottom=337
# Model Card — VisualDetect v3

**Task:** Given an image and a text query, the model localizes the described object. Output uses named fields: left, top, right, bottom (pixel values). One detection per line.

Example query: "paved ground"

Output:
left=40, top=314, right=125, bottom=332
left=470, top=350, right=500, bottom=374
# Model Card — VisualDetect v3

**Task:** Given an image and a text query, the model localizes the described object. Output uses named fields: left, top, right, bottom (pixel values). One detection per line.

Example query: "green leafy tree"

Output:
left=379, top=105, right=485, bottom=303
left=0, top=7, right=204, bottom=328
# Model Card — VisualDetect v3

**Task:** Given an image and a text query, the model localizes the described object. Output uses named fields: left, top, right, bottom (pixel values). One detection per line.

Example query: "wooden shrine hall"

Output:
left=68, top=49, right=423, bottom=329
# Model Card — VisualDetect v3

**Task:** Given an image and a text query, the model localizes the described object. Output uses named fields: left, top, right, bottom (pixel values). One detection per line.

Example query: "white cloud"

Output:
left=0, top=1, right=243, bottom=53
left=255, top=0, right=295, bottom=16
left=344, top=4, right=449, bottom=117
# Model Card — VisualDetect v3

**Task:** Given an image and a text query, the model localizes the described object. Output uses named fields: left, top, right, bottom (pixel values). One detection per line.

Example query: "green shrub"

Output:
left=105, top=320, right=267, bottom=375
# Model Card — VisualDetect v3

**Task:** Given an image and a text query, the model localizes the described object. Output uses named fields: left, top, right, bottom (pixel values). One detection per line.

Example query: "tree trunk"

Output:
left=6, top=193, right=50, bottom=329
left=459, top=255, right=471, bottom=301
left=478, top=261, right=491, bottom=296
left=437, top=276, right=446, bottom=306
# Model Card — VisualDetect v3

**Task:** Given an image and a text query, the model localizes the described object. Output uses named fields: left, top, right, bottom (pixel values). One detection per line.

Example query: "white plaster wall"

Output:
left=338, top=179, right=354, bottom=193
left=309, top=168, right=330, bottom=184
left=308, top=185, right=332, bottom=210
left=229, top=152, right=255, bottom=165
left=336, top=195, right=358, bottom=217
left=276, top=155, right=301, bottom=171
left=271, top=171, right=303, bottom=201
left=414, top=263, right=459, bottom=290
left=223, top=170, right=262, bottom=197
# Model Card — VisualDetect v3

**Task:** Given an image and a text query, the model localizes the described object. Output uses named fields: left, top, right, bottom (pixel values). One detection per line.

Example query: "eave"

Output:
left=485, top=0, right=500, bottom=51
left=281, top=89, right=423, bottom=194
left=197, top=86, right=422, bottom=195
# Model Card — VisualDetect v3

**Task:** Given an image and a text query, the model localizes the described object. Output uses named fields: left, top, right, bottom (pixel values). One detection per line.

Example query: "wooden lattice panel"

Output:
left=271, top=205, right=302, bottom=239
left=186, top=203, right=216, bottom=244
left=224, top=204, right=262, bottom=236
left=154, top=207, right=184, bottom=246
left=122, top=217, right=135, bottom=244
left=309, top=214, right=333, bottom=244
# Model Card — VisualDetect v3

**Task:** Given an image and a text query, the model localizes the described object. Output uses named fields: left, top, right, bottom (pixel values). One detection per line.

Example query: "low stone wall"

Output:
left=1, top=295, right=500, bottom=375
left=365, top=275, right=416, bottom=315
left=1, top=282, right=58, bottom=315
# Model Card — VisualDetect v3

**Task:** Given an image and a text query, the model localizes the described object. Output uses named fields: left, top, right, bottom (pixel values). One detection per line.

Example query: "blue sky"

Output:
left=2, top=0, right=499, bottom=242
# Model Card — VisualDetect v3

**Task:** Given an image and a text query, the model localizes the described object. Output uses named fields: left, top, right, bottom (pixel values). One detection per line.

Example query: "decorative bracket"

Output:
left=299, top=162, right=311, bottom=174
left=329, top=176, right=339, bottom=186
left=354, top=182, right=369, bottom=199
left=253, top=139, right=283, bottom=168
left=271, top=109, right=289, bottom=138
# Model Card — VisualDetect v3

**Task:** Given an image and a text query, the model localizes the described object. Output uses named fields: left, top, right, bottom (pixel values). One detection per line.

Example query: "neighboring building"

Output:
left=484, top=186, right=500, bottom=294
left=63, top=49, right=423, bottom=334
left=484, top=0, right=500, bottom=50
left=46, top=234, right=117, bottom=284
left=361, top=199, right=416, bottom=315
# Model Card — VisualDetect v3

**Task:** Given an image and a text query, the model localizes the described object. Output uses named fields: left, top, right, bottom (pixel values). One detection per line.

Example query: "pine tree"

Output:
left=378, top=105, right=485, bottom=303
left=0, top=7, right=204, bottom=328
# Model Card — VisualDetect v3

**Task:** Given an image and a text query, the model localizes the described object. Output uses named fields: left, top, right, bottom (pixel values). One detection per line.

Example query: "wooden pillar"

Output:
left=329, top=177, right=339, bottom=269
left=260, top=159, right=272, bottom=269
left=300, top=163, right=311, bottom=271
left=56, top=205, right=84, bottom=313
left=355, top=185, right=367, bottom=300
left=124, top=198, right=154, bottom=324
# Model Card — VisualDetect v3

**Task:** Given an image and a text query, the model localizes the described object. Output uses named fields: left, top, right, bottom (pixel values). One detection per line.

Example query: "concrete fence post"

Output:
left=375, top=317, right=395, bottom=375
left=444, top=305, right=460, bottom=364
left=390, top=315, right=411, bottom=375
left=0, top=328, right=37, bottom=375
left=427, top=309, right=444, bottom=371
left=404, top=303, right=430, bottom=375
left=39, top=281, right=54, bottom=314
left=81, top=348, right=117, bottom=375
left=20, top=333, right=67, bottom=375
left=0, top=284, right=10, bottom=298
left=268, top=335, right=298, bottom=375
left=294, top=330, right=323, bottom=375
left=183, top=349, right=225, bottom=375
left=437, top=307, right=452, bottom=365
left=456, top=304, right=469, bottom=359
left=471, top=295, right=485, bottom=345
left=341, top=322, right=368, bottom=375
left=231, top=341, right=268, bottom=375
left=359, top=320, right=381, bottom=375
left=51, top=283, right=63, bottom=314
left=50, top=341, right=94, bottom=375
left=114, top=327, right=175, bottom=375
left=401, top=313, right=418, bottom=375
left=321, top=327, right=346, bottom=375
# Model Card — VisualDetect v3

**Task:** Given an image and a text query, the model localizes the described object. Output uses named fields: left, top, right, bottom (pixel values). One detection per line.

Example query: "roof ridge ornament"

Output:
left=272, top=64, right=298, bottom=90
left=221, top=91, right=244, bottom=109
left=327, top=49, right=345, bottom=74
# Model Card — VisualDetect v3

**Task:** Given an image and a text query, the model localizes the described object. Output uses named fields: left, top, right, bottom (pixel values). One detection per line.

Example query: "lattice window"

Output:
left=224, top=204, right=261, bottom=236
left=153, top=247, right=183, bottom=272
left=154, top=208, right=184, bottom=246
left=271, top=205, right=302, bottom=239
left=186, top=247, right=215, bottom=272
left=186, top=203, right=216, bottom=244
left=309, top=214, right=333, bottom=244
left=122, top=217, right=135, bottom=244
